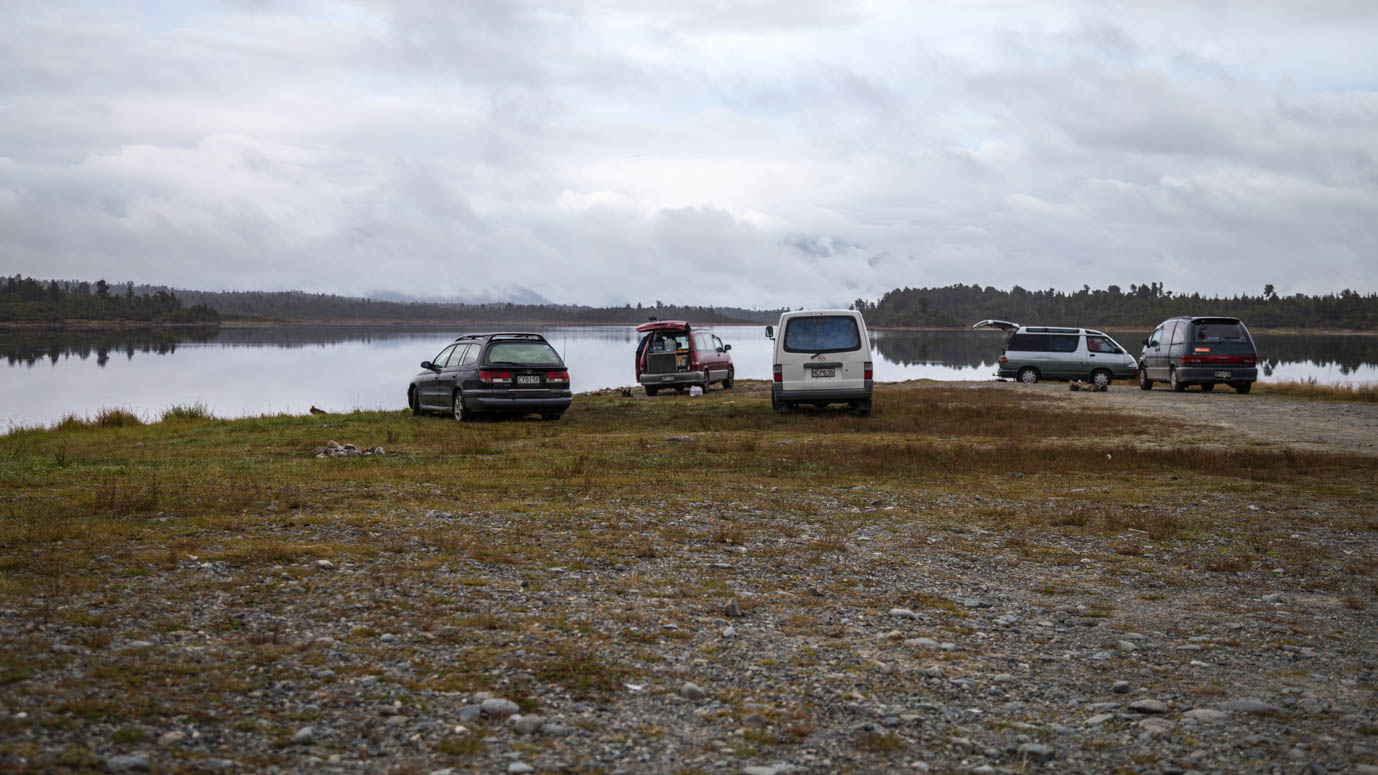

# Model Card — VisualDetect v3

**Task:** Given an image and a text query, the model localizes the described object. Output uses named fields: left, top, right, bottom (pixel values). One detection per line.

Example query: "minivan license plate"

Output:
left=1213, top=370, right=1231, bottom=379
left=811, top=368, right=835, bottom=378
left=516, top=375, right=540, bottom=385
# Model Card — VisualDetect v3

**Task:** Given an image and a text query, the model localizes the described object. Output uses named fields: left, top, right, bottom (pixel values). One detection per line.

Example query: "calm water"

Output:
left=3, top=324, right=1376, bottom=429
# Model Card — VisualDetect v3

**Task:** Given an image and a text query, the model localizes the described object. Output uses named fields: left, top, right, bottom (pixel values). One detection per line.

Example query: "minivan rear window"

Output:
left=1006, top=333, right=1079, bottom=353
left=783, top=316, right=861, bottom=353
left=1189, top=319, right=1254, bottom=355
left=486, top=342, right=562, bottom=365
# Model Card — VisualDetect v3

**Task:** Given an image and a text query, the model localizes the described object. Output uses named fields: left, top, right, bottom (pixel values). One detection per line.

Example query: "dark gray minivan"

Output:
left=1138, top=316, right=1258, bottom=393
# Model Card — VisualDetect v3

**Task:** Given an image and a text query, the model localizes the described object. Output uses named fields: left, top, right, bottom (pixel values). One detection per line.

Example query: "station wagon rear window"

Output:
left=783, top=316, right=861, bottom=353
left=1006, top=333, right=1079, bottom=353
left=486, top=342, right=562, bottom=365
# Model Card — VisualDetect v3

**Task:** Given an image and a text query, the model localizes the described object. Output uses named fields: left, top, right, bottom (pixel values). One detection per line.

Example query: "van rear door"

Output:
left=781, top=314, right=866, bottom=392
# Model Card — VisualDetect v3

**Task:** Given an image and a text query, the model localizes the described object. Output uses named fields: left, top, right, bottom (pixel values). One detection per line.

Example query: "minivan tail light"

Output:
left=479, top=370, right=511, bottom=385
left=999, top=354, right=1007, bottom=364
left=773, top=364, right=782, bottom=383
left=545, top=370, right=569, bottom=384
left=864, top=361, right=873, bottom=380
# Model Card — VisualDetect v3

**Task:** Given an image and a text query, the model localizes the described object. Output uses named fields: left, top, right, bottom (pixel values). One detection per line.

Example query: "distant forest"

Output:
left=853, top=283, right=1378, bottom=330
left=132, top=287, right=786, bottom=325
left=0, top=276, right=219, bottom=325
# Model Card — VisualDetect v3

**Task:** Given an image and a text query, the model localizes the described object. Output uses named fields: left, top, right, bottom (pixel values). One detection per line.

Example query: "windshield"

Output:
left=486, top=342, right=562, bottom=365
left=783, top=316, right=862, bottom=353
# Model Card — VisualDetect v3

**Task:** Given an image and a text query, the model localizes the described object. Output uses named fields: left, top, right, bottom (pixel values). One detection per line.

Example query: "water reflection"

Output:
left=3, top=324, right=1376, bottom=429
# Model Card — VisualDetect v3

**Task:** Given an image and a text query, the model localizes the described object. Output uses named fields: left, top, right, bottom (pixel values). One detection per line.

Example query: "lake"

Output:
left=4, top=324, right=1377, bottom=429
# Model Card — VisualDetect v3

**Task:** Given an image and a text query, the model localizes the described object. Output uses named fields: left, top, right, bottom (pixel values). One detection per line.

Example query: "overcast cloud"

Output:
left=1, top=0, right=1376, bottom=307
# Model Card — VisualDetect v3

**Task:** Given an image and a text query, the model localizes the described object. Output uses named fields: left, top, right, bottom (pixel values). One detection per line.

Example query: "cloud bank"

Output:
left=1, top=0, right=1375, bottom=307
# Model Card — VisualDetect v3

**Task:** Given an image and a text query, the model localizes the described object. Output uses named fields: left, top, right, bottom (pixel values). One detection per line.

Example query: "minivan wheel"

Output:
left=722, top=368, right=734, bottom=389
left=452, top=391, right=471, bottom=422
left=1170, top=368, right=1186, bottom=392
left=1138, top=368, right=1152, bottom=390
left=1018, top=367, right=1039, bottom=384
left=1091, top=369, right=1112, bottom=388
left=408, top=388, right=421, bottom=416
left=645, top=386, right=659, bottom=397
left=1234, top=382, right=1252, bottom=394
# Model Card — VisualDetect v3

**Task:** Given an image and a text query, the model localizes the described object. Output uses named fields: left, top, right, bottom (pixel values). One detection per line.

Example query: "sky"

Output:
left=2, top=1, right=1376, bottom=308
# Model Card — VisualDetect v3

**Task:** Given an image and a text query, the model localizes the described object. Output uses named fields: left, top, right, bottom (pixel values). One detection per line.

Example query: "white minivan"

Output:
left=766, top=309, right=873, bottom=415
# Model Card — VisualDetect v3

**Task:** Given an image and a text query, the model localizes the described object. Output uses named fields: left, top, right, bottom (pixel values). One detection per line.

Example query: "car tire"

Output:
left=722, top=368, right=734, bottom=389
left=854, top=399, right=872, bottom=417
left=540, top=410, right=563, bottom=421
left=1138, top=367, right=1152, bottom=390
left=1201, top=383, right=1215, bottom=392
left=703, top=369, right=712, bottom=390
left=409, top=388, right=421, bottom=416
left=1018, top=367, right=1039, bottom=384
left=1234, top=382, right=1252, bottom=394
left=1091, top=369, right=1112, bottom=388
left=771, top=393, right=788, bottom=413
left=645, top=386, right=659, bottom=397
left=1170, top=368, right=1185, bottom=392
left=452, top=390, right=471, bottom=422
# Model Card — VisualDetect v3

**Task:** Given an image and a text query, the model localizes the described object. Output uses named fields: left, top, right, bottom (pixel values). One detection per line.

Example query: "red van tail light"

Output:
left=479, top=370, right=511, bottom=385
left=999, top=354, right=1007, bottom=364
left=772, top=364, right=782, bottom=383
left=864, top=361, right=873, bottom=380
left=545, top=370, right=569, bottom=384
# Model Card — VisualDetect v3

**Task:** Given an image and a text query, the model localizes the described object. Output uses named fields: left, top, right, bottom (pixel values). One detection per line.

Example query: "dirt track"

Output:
left=989, top=380, right=1378, bottom=456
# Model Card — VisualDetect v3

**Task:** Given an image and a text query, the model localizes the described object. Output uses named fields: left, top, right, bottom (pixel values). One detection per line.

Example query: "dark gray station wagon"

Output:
left=408, top=332, right=572, bottom=421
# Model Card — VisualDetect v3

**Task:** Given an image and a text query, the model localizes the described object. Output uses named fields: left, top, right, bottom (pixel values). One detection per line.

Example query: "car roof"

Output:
left=452, top=332, right=549, bottom=342
left=779, top=309, right=864, bottom=319
left=636, top=320, right=691, bottom=332
left=1012, top=326, right=1112, bottom=336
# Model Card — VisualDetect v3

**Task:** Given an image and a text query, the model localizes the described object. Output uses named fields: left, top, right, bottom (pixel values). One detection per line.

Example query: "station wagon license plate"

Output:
left=516, top=375, right=540, bottom=385
left=811, top=368, right=836, bottom=378
left=1214, top=370, right=1231, bottom=379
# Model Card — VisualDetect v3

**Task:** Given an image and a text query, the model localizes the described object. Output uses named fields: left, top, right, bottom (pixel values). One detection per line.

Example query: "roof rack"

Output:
left=453, top=332, right=547, bottom=342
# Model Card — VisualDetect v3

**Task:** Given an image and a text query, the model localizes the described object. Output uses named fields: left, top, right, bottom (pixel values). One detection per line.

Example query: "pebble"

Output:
left=1220, top=699, right=1283, bottom=714
left=889, top=608, right=918, bottom=619
left=1111, top=681, right=1130, bottom=694
left=292, top=726, right=315, bottom=745
left=157, top=730, right=186, bottom=747
left=315, top=559, right=335, bottom=570
left=481, top=698, right=520, bottom=718
left=680, top=682, right=707, bottom=701
left=742, top=765, right=797, bottom=775
left=725, top=599, right=743, bottom=618
left=457, top=705, right=482, bottom=723
left=1085, top=714, right=1114, bottom=726
left=196, top=760, right=237, bottom=772
left=1183, top=708, right=1229, bottom=723
left=1129, top=699, right=1168, bottom=714
left=507, top=764, right=534, bottom=774
left=105, top=754, right=150, bottom=772
left=511, top=715, right=544, bottom=735
left=1018, top=742, right=1054, bottom=762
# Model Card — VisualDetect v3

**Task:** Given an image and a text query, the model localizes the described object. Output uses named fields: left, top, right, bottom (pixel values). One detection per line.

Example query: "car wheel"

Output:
left=1018, top=367, right=1039, bottom=384
left=1170, top=368, right=1185, bottom=392
left=1201, top=383, right=1216, bottom=392
left=1234, top=382, right=1252, bottom=394
left=408, top=387, right=421, bottom=416
left=703, top=369, right=712, bottom=390
left=645, top=386, right=659, bottom=397
left=540, top=410, right=563, bottom=421
left=1091, top=369, right=1112, bottom=388
left=452, top=391, right=471, bottom=422
left=854, top=399, right=872, bottom=417
left=771, top=393, right=788, bottom=413
left=722, top=368, right=734, bottom=389
left=1138, top=367, right=1152, bottom=390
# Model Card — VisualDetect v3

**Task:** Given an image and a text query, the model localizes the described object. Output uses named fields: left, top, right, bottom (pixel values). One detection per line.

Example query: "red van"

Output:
left=634, top=320, right=734, bottom=395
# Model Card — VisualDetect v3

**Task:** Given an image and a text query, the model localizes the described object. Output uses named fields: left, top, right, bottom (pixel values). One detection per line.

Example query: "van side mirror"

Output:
left=723, top=343, right=732, bottom=351
left=765, top=325, right=774, bottom=340
left=1140, top=338, right=1148, bottom=347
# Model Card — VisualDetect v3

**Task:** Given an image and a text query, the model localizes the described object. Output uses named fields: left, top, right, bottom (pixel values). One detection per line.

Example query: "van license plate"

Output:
left=516, top=375, right=540, bottom=385
left=811, top=368, right=835, bottom=378
left=1214, top=371, right=1231, bottom=379
left=661, top=376, right=674, bottom=382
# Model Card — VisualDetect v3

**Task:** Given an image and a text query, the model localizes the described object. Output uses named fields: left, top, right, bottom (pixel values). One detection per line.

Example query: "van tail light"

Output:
left=773, top=364, right=782, bottom=383
left=545, top=370, right=569, bottom=385
left=479, top=370, right=511, bottom=385
left=1181, top=355, right=1199, bottom=365
left=864, top=361, right=873, bottom=380
left=999, top=354, right=1007, bottom=364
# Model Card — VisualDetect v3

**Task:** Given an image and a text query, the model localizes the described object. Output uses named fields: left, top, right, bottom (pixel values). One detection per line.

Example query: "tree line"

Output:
left=0, top=276, right=220, bottom=325
left=131, top=287, right=785, bottom=324
left=853, top=283, right=1378, bottom=330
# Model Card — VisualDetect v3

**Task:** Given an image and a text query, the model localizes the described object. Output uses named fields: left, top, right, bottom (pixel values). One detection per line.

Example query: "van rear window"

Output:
left=783, top=316, right=861, bottom=353
left=1006, top=334, right=1078, bottom=353
left=1189, top=319, right=1254, bottom=355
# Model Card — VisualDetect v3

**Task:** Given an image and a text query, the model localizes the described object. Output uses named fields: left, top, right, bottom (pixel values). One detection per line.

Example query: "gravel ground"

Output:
left=1, top=386, right=1376, bottom=774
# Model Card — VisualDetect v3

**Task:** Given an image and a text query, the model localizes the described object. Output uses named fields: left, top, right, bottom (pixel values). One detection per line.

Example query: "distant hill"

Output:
left=0, top=276, right=219, bottom=326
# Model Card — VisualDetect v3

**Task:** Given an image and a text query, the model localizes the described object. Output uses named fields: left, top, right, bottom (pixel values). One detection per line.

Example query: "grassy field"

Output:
left=2, top=379, right=1376, bottom=772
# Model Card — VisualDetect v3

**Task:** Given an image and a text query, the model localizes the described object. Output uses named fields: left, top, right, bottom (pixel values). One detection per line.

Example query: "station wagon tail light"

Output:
left=479, top=370, right=511, bottom=385
left=864, top=361, right=873, bottom=380
left=773, top=364, right=782, bottom=383
left=545, top=370, right=569, bottom=384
